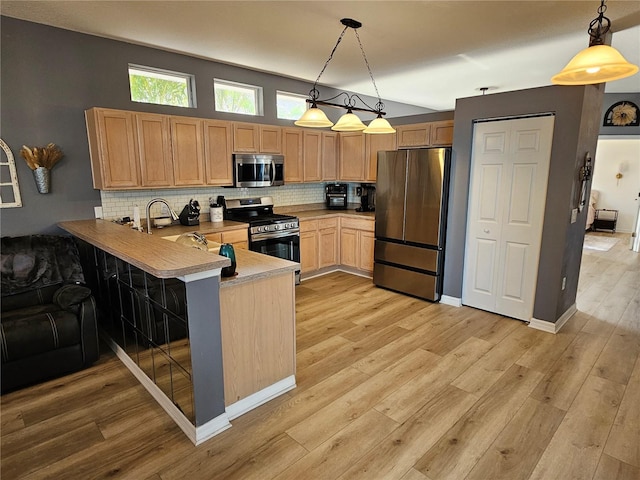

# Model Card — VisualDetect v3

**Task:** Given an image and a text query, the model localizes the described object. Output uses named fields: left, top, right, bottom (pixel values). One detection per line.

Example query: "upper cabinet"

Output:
left=282, top=128, right=303, bottom=183
left=135, top=113, right=173, bottom=187
left=396, top=120, right=454, bottom=148
left=302, top=130, right=322, bottom=182
left=86, top=108, right=139, bottom=189
left=338, top=132, right=366, bottom=181
left=171, top=116, right=205, bottom=186
left=365, top=132, right=397, bottom=182
left=232, top=122, right=282, bottom=154
left=204, top=120, right=234, bottom=186
left=321, top=132, right=338, bottom=181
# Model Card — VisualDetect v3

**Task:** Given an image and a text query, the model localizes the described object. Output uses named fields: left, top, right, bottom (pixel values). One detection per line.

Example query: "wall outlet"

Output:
left=562, top=277, right=567, bottom=290
left=570, top=208, right=578, bottom=224
left=94, top=206, right=103, bottom=219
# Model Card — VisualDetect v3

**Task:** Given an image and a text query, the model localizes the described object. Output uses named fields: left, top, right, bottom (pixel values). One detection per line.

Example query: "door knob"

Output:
left=483, top=229, right=490, bottom=233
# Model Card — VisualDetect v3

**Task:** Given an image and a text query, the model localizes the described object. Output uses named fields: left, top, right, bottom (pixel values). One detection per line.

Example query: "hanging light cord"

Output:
left=588, top=0, right=611, bottom=46
left=354, top=29, right=384, bottom=112
left=309, top=25, right=349, bottom=101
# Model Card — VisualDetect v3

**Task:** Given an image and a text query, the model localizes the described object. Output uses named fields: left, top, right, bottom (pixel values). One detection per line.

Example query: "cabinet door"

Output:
left=87, top=108, right=139, bottom=189
left=259, top=125, right=282, bottom=154
left=321, top=132, right=339, bottom=181
left=358, top=230, right=375, bottom=272
left=222, top=229, right=248, bottom=250
left=282, top=128, right=304, bottom=183
left=319, top=227, right=338, bottom=268
left=430, top=120, right=454, bottom=146
left=396, top=123, right=430, bottom=148
left=340, top=228, right=358, bottom=268
left=303, top=130, right=322, bottom=182
left=135, top=113, right=173, bottom=187
left=300, top=230, right=319, bottom=273
left=233, top=122, right=259, bottom=153
left=339, top=132, right=366, bottom=181
left=365, top=132, right=397, bottom=182
left=204, top=120, right=233, bottom=186
left=171, top=117, right=205, bottom=186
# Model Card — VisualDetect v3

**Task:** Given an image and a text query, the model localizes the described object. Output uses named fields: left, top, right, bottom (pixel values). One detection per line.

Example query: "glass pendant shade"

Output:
left=363, top=116, right=396, bottom=134
left=294, top=106, right=334, bottom=128
left=552, top=44, right=639, bottom=85
left=331, top=112, right=367, bottom=131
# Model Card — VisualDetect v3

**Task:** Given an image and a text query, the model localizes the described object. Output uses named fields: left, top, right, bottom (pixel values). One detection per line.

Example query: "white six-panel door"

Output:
left=462, top=115, right=555, bottom=321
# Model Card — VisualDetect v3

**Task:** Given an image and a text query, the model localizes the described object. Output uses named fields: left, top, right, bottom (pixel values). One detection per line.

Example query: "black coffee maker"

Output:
left=356, top=184, right=376, bottom=212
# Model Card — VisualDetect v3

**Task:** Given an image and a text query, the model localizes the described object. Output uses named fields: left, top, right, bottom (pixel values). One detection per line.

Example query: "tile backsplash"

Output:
left=99, top=182, right=365, bottom=220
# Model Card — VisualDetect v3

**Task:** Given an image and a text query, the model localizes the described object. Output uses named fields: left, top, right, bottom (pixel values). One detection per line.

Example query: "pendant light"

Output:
left=552, top=0, right=638, bottom=85
left=295, top=18, right=395, bottom=134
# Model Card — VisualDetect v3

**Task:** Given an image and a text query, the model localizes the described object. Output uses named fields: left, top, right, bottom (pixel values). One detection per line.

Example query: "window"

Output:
left=277, top=91, right=308, bottom=120
left=128, top=65, right=195, bottom=107
left=214, top=79, right=263, bottom=116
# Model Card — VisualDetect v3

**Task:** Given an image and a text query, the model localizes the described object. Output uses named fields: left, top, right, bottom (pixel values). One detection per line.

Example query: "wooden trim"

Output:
left=529, top=303, right=576, bottom=334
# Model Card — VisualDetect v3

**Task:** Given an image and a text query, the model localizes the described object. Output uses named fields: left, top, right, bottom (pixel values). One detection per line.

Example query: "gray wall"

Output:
left=0, top=16, right=432, bottom=237
left=443, top=84, right=604, bottom=323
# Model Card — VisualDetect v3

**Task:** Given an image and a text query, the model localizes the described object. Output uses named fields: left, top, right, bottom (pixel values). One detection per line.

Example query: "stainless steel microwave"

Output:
left=233, top=154, right=285, bottom=188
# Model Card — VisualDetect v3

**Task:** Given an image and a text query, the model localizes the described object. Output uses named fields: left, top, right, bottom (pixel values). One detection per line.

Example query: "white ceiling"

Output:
left=2, top=1, right=640, bottom=111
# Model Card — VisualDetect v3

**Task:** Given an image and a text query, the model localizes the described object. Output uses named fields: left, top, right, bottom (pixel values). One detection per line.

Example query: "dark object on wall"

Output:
left=179, top=199, right=200, bottom=226
left=0, top=235, right=99, bottom=394
left=603, top=101, right=639, bottom=126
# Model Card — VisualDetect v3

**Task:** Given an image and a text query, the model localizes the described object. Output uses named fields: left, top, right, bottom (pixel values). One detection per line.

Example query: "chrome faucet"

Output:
left=146, top=198, right=179, bottom=234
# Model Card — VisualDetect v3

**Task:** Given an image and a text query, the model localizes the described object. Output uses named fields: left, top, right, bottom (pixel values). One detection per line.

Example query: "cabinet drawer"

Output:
left=340, top=217, right=374, bottom=232
left=222, top=229, right=248, bottom=244
left=300, top=220, right=319, bottom=233
left=204, top=233, right=222, bottom=243
left=318, top=218, right=339, bottom=230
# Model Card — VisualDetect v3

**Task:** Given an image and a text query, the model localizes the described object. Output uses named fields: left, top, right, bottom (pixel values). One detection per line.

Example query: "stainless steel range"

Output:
left=222, top=196, right=300, bottom=284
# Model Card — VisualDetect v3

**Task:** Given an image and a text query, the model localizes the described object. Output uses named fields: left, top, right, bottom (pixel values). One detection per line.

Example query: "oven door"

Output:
left=250, top=230, right=301, bottom=283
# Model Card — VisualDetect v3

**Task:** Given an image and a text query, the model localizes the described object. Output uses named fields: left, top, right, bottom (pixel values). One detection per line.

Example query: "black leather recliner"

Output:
left=1, top=235, right=100, bottom=394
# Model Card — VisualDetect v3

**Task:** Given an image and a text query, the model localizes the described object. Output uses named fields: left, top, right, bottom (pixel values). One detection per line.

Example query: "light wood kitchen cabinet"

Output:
left=85, top=108, right=139, bottom=189
left=396, top=120, right=454, bottom=148
left=232, top=122, right=260, bottom=153
left=430, top=120, right=454, bottom=146
left=134, top=113, right=174, bottom=187
left=338, top=132, right=366, bottom=181
left=299, top=220, right=319, bottom=273
left=322, top=132, right=339, bottom=181
left=365, top=132, right=397, bottom=182
left=204, top=229, right=248, bottom=250
left=259, top=125, right=282, bottom=154
left=318, top=218, right=339, bottom=268
left=282, top=128, right=304, bottom=183
left=203, top=120, right=233, bottom=186
left=303, top=130, right=322, bottom=182
left=170, top=116, right=205, bottom=186
left=340, top=217, right=374, bottom=273
left=300, top=218, right=339, bottom=274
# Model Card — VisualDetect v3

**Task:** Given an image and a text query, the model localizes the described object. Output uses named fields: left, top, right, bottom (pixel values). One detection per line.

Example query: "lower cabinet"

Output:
left=300, top=216, right=373, bottom=276
left=204, top=229, right=248, bottom=250
left=340, top=218, right=374, bottom=273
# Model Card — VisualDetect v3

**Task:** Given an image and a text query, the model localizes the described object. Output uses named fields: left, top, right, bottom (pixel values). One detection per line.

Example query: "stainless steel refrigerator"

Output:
left=374, top=147, right=451, bottom=301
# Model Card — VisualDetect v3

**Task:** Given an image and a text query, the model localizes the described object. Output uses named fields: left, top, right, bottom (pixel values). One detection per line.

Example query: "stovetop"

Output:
left=222, top=196, right=299, bottom=235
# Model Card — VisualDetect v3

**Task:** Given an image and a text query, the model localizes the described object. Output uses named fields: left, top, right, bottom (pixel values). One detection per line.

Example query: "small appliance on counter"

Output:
left=325, top=183, right=348, bottom=210
left=178, top=199, right=200, bottom=226
left=356, top=184, right=376, bottom=212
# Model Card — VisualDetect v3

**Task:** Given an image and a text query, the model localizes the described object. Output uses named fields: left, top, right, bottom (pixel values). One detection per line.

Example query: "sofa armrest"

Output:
left=78, top=295, right=100, bottom=365
left=53, top=284, right=92, bottom=311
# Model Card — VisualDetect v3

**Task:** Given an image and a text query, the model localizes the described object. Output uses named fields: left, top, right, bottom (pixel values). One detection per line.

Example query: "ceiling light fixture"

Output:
left=295, top=18, right=395, bottom=134
left=551, top=0, right=638, bottom=85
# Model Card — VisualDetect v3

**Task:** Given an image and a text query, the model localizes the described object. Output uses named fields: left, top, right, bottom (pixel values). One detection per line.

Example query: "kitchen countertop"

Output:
left=145, top=219, right=249, bottom=237
left=59, top=219, right=298, bottom=284
left=275, top=203, right=375, bottom=220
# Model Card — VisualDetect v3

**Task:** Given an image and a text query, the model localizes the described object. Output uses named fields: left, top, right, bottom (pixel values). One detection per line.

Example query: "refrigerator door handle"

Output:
left=403, top=156, right=409, bottom=240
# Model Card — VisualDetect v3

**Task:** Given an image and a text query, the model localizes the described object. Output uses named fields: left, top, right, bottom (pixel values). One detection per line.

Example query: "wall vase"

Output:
left=33, top=166, right=50, bottom=194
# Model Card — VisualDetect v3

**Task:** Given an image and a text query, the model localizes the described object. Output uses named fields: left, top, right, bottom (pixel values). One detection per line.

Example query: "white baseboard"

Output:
left=226, top=375, right=296, bottom=420
left=301, top=266, right=372, bottom=282
left=106, top=337, right=231, bottom=445
left=529, top=303, right=576, bottom=334
left=440, top=295, right=462, bottom=307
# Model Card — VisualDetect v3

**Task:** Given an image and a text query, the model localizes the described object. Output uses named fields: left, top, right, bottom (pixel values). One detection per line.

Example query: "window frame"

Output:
left=128, top=64, right=196, bottom=108
left=213, top=78, right=264, bottom=116
left=276, top=90, right=309, bottom=120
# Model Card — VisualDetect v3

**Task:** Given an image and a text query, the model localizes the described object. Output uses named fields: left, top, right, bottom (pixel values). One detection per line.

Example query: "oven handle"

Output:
left=251, top=229, right=300, bottom=242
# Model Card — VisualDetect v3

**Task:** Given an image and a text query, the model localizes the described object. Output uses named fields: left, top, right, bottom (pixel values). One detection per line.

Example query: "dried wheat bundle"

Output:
left=19, top=143, right=64, bottom=170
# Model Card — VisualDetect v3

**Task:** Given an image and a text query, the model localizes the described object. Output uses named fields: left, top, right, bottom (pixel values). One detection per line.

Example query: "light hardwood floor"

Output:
left=2, top=232, right=638, bottom=479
